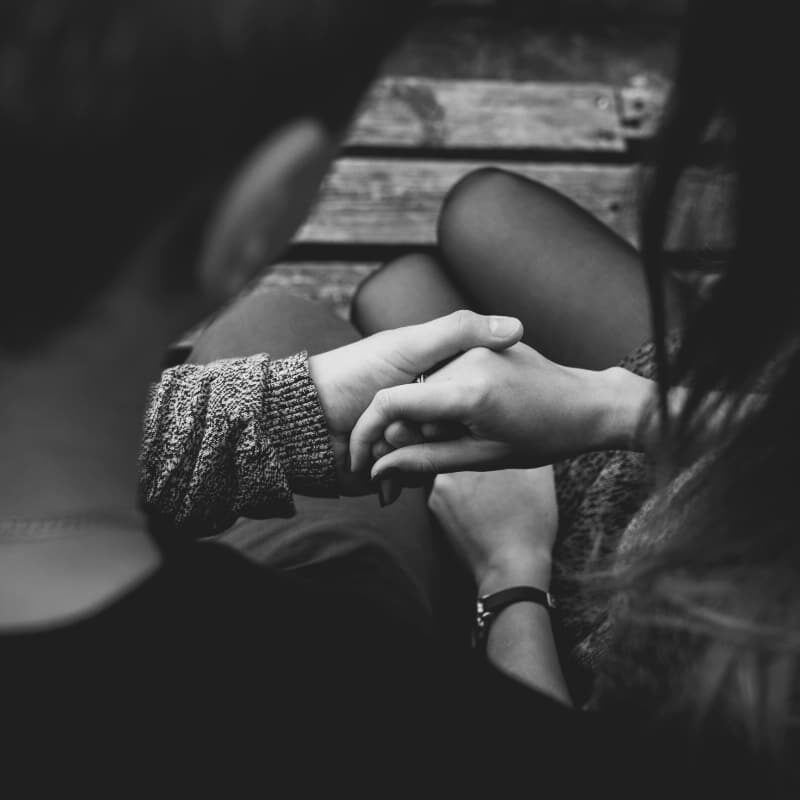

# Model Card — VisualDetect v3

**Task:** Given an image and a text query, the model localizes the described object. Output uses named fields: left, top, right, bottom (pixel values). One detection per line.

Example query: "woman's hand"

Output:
left=428, top=467, right=558, bottom=593
left=307, top=311, right=523, bottom=494
left=350, top=342, right=652, bottom=480
left=431, top=467, right=571, bottom=705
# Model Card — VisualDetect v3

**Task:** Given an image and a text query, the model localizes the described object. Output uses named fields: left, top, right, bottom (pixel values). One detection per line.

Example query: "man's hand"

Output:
left=307, top=311, right=523, bottom=494
left=428, top=468, right=558, bottom=593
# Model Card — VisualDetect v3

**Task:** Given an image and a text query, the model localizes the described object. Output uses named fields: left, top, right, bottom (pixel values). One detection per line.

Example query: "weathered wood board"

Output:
left=216, top=15, right=722, bottom=334
left=348, top=78, right=625, bottom=151
left=297, top=158, right=734, bottom=251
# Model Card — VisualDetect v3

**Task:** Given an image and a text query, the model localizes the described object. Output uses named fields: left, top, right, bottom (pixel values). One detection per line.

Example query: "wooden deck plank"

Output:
left=297, top=158, right=734, bottom=251
left=347, top=77, right=625, bottom=151
left=384, top=19, right=678, bottom=87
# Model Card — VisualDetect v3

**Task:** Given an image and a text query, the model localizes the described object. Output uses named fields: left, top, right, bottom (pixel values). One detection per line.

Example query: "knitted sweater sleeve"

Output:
left=138, top=351, right=338, bottom=535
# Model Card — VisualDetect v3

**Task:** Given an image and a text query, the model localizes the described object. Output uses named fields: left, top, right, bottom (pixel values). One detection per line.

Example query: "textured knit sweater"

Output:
left=139, top=352, right=338, bottom=535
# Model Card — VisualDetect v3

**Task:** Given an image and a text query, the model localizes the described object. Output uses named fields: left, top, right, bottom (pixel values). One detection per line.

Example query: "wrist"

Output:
left=591, top=367, right=654, bottom=452
left=477, top=551, right=553, bottom=596
left=268, top=353, right=339, bottom=496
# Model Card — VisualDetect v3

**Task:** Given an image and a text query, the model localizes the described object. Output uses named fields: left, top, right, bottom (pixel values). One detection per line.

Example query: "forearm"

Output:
left=590, top=366, right=654, bottom=453
left=486, top=603, right=571, bottom=706
left=139, top=352, right=337, bottom=533
left=479, top=560, right=572, bottom=707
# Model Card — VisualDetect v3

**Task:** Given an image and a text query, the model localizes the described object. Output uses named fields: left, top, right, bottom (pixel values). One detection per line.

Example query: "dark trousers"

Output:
left=182, top=288, right=438, bottom=633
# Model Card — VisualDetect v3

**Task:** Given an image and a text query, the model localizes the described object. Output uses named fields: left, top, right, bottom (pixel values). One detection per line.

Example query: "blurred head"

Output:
left=0, top=0, right=427, bottom=352
left=599, top=0, right=800, bottom=777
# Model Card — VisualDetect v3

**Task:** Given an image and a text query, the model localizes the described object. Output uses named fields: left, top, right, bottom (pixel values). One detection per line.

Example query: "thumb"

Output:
left=396, top=310, right=523, bottom=371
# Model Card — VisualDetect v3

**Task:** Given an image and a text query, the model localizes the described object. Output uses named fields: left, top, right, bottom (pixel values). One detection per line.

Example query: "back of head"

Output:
left=0, top=0, right=427, bottom=351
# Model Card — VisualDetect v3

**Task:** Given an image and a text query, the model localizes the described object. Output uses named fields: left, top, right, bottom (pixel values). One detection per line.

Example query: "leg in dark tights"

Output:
left=352, top=253, right=469, bottom=332
left=352, top=168, right=689, bottom=370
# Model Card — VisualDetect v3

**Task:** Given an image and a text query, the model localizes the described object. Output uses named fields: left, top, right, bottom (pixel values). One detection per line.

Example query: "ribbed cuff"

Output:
left=266, top=352, right=339, bottom=497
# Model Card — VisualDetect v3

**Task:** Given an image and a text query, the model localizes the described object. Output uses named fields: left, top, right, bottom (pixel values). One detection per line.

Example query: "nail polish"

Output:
left=379, top=478, right=392, bottom=507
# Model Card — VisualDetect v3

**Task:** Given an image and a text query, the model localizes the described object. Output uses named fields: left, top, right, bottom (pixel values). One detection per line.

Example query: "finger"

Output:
left=371, top=438, right=402, bottom=508
left=371, top=438, right=394, bottom=462
left=420, top=421, right=465, bottom=441
left=381, top=471, right=435, bottom=507
left=370, top=438, right=510, bottom=478
left=379, top=468, right=431, bottom=490
left=384, top=420, right=464, bottom=446
left=384, top=420, right=424, bottom=448
left=350, top=383, right=470, bottom=473
left=387, top=310, right=523, bottom=373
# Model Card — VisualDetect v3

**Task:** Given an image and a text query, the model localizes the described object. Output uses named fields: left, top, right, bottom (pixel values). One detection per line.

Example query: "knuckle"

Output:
left=433, top=473, right=454, bottom=493
left=451, top=309, right=475, bottom=341
left=372, top=440, right=391, bottom=460
left=468, top=374, right=492, bottom=408
left=420, top=444, right=439, bottom=474
left=389, top=422, right=414, bottom=447
left=461, top=346, right=490, bottom=368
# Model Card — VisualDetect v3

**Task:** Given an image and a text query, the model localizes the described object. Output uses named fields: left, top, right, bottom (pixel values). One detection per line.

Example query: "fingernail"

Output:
left=379, top=478, right=392, bottom=507
left=489, top=316, right=520, bottom=337
left=379, top=474, right=403, bottom=508
left=387, top=480, right=403, bottom=506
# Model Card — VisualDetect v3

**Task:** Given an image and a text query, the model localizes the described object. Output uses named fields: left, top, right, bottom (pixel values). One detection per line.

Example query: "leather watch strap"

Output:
left=473, top=586, right=556, bottom=651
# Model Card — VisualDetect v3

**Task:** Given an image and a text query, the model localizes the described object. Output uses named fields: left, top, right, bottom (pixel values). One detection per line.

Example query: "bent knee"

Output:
left=437, top=168, right=521, bottom=254
left=351, top=254, right=443, bottom=333
left=437, top=168, right=559, bottom=263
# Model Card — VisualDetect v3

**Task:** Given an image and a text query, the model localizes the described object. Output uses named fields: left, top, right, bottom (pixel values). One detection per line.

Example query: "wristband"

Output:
left=472, top=586, right=556, bottom=651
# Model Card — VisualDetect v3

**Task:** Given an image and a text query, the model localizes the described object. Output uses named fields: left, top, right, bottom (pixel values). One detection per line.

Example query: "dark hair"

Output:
left=0, top=0, right=426, bottom=351
left=603, top=0, right=800, bottom=777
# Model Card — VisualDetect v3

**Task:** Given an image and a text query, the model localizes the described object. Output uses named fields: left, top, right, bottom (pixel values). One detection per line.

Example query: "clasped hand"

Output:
left=307, top=310, right=523, bottom=494
left=349, top=339, right=617, bottom=482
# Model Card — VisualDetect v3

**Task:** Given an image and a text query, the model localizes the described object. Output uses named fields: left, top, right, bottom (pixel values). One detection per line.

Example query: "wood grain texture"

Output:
left=255, top=263, right=380, bottom=321
left=347, top=77, right=624, bottom=151
left=297, top=158, right=734, bottom=251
